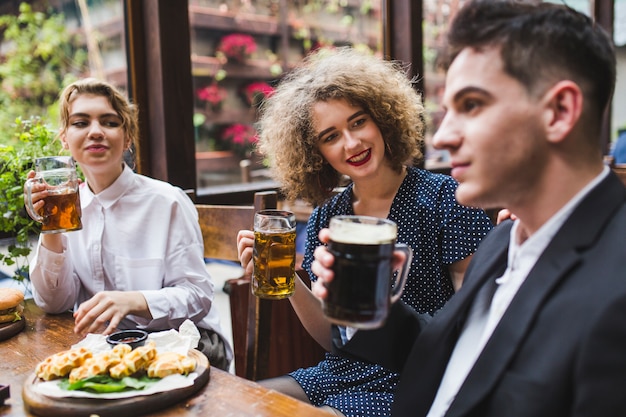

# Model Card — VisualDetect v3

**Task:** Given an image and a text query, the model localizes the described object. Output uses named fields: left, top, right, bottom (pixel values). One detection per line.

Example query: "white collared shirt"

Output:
left=30, top=164, right=232, bottom=361
left=426, top=166, right=610, bottom=417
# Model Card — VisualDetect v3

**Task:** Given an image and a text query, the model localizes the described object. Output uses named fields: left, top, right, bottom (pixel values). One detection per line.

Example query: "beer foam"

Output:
left=329, top=221, right=396, bottom=244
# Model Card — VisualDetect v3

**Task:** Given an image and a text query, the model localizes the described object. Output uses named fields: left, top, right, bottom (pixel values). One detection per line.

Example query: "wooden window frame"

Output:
left=123, top=0, right=614, bottom=204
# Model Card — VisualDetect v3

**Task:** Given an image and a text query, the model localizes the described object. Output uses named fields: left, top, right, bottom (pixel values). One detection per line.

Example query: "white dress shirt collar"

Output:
left=81, top=163, right=133, bottom=209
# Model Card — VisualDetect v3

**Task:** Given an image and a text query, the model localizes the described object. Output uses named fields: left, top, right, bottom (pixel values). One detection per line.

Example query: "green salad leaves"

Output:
left=59, top=375, right=160, bottom=393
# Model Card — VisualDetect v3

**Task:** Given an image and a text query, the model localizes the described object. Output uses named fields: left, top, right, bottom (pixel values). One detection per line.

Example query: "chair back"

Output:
left=196, top=191, right=325, bottom=381
left=196, top=191, right=275, bottom=262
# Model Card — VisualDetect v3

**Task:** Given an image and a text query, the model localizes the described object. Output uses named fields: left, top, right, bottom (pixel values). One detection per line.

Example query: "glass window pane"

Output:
left=616, top=0, right=626, bottom=47
left=0, top=0, right=128, bottom=140
left=421, top=0, right=626, bottom=164
left=70, top=0, right=128, bottom=91
left=422, top=0, right=464, bottom=166
left=189, top=0, right=384, bottom=190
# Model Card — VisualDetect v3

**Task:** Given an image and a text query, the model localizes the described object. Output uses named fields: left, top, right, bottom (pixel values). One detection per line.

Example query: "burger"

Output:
left=0, top=288, right=24, bottom=324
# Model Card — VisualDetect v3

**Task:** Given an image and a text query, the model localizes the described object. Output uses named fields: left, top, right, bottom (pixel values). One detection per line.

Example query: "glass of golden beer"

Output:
left=253, top=210, right=296, bottom=299
left=25, top=156, right=82, bottom=234
left=324, top=215, right=413, bottom=329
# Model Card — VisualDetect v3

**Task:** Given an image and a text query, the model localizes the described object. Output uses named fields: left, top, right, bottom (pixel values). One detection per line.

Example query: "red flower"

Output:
left=223, top=124, right=257, bottom=145
left=243, top=81, right=274, bottom=106
left=196, top=83, right=227, bottom=106
left=222, top=124, right=258, bottom=157
left=217, top=33, right=257, bottom=62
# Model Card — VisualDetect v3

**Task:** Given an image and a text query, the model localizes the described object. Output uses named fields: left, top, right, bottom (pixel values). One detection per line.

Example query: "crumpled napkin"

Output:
left=72, top=319, right=201, bottom=355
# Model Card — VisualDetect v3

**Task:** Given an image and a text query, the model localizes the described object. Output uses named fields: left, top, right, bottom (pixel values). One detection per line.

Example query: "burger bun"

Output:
left=0, top=288, right=24, bottom=310
left=0, top=288, right=25, bottom=324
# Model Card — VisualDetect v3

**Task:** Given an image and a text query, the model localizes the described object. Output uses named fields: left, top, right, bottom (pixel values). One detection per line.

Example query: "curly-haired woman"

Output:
left=236, top=47, right=493, bottom=417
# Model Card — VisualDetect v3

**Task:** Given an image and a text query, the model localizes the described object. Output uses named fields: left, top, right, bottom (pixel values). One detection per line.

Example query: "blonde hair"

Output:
left=58, top=78, right=138, bottom=147
left=257, top=47, right=425, bottom=206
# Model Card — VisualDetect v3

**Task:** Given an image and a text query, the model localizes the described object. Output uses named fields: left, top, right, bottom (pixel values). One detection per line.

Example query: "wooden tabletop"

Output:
left=0, top=299, right=331, bottom=417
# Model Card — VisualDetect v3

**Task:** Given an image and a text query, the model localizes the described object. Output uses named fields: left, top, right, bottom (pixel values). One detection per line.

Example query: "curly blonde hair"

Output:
left=257, top=47, right=425, bottom=206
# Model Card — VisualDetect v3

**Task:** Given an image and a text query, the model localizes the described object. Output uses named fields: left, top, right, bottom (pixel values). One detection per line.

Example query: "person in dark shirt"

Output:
left=312, top=1, right=626, bottom=416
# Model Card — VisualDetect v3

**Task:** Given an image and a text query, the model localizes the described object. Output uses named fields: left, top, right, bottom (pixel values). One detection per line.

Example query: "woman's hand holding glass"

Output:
left=236, top=229, right=255, bottom=277
left=23, top=170, right=46, bottom=216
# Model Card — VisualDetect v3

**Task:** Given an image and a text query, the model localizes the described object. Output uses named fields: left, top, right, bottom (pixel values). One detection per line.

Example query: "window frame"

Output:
left=123, top=0, right=614, bottom=204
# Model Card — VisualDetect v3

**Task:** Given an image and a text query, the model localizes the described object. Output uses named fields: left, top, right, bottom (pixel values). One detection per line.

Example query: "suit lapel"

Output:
left=445, top=245, right=579, bottom=416
left=445, top=173, right=626, bottom=417
left=393, top=223, right=511, bottom=417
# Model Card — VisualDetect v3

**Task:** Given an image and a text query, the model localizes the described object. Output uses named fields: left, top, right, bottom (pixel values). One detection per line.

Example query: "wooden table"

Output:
left=0, top=299, right=332, bottom=417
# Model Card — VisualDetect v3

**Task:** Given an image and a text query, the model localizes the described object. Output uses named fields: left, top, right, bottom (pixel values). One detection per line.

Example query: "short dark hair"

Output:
left=445, top=0, right=615, bottom=123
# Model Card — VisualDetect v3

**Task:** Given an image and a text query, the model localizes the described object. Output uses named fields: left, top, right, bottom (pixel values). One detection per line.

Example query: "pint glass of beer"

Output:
left=324, top=215, right=412, bottom=329
left=25, top=156, right=82, bottom=234
left=252, top=210, right=296, bottom=299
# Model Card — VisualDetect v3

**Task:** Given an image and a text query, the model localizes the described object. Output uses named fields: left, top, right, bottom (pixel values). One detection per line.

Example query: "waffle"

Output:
left=68, top=344, right=132, bottom=383
left=147, top=351, right=196, bottom=378
left=35, top=339, right=198, bottom=384
left=35, top=347, right=93, bottom=381
left=109, top=341, right=157, bottom=379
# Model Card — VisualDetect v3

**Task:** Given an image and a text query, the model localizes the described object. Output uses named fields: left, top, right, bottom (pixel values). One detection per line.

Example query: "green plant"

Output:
left=242, top=81, right=274, bottom=107
left=216, top=33, right=257, bottom=62
left=0, top=2, right=86, bottom=146
left=221, top=123, right=258, bottom=158
left=0, top=117, right=63, bottom=281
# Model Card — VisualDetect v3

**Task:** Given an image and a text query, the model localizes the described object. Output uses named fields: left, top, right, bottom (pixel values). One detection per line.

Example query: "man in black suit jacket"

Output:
left=310, top=1, right=626, bottom=416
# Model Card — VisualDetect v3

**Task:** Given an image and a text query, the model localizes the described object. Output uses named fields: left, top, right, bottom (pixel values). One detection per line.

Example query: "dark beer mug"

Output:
left=25, top=156, right=82, bottom=234
left=323, top=215, right=412, bottom=329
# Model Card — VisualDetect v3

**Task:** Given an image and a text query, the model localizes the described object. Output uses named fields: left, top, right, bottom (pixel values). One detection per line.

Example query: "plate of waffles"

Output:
left=23, top=348, right=209, bottom=417
left=22, top=332, right=211, bottom=417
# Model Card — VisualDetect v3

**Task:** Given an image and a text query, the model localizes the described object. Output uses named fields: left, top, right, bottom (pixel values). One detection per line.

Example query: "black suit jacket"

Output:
left=337, top=172, right=626, bottom=417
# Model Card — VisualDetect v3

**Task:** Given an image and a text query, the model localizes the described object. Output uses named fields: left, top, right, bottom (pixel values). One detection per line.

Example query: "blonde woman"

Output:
left=25, top=78, right=232, bottom=371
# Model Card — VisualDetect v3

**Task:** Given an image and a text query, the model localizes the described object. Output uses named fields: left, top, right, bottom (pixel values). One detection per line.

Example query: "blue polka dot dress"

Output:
left=290, top=167, right=494, bottom=417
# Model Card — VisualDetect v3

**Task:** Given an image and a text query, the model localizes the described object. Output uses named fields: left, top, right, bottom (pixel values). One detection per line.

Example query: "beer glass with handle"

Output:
left=324, top=215, right=413, bottom=329
left=252, top=209, right=296, bottom=299
left=25, top=156, right=82, bottom=233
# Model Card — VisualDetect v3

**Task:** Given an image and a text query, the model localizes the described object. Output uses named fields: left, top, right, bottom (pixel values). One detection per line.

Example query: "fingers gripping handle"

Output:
left=390, top=243, right=413, bottom=304
left=25, top=178, right=45, bottom=223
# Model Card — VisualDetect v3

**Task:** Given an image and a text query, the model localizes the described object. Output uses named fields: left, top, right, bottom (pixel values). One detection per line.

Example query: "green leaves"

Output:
left=0, top=117, right=64, bottom=281
left=0, top=2, right=86, bottom=145
left=0, top=2, right=90, bottom=281
left=59, top=375, right=160, bottom=393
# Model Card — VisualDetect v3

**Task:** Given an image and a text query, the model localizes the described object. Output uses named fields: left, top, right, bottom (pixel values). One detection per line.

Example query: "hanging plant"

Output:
left=196, top=83, right=228, bottom=112
left=242, top=81, right=274, bottom=107
left=216, top=33, right=257, bottom=63
left=221, top=123, right=258, bottom=158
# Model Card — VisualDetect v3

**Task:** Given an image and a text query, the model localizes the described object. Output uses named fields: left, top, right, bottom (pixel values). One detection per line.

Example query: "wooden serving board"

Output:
left=22, top=349, right=210, bottom=417
left=0, top=317, right=25, bottom=341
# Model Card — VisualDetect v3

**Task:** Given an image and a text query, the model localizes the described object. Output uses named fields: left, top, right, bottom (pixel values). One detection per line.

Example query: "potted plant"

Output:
left=221, top=123, right=258, bottom=159
left=216, top=33, right=257, bottom=63
left=197, top=83, right=228, bottom=113
left=242, top=81, right=274, bottom=108
left=0, top=117, right=62, bottom=282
